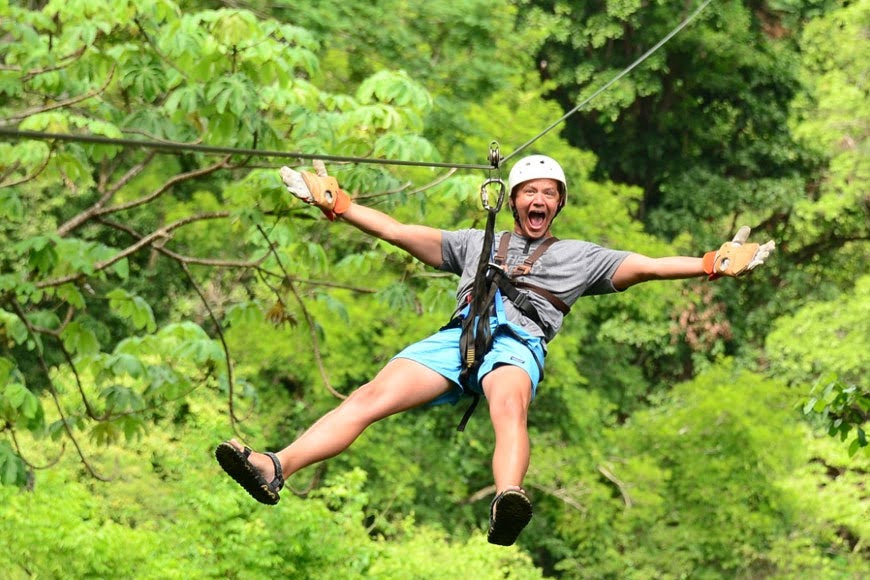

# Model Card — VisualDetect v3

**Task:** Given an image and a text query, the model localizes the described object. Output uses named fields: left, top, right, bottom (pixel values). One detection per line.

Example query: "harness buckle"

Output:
left=511, top=263, right=532, bottom=277
left=512, top=291, right=531, bottom=311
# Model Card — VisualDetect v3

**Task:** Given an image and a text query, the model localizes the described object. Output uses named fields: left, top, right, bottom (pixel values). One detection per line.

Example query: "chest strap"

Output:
left=494, top=233, right=571, bottom=316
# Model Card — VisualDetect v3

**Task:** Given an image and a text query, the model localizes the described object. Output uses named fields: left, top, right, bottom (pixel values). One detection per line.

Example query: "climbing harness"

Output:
left=452, top=145, right=566, bottom=431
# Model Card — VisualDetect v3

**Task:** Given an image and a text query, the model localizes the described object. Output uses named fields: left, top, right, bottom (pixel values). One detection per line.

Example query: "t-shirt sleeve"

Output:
left=582, top=245, right=631, bottom=296
left=440, top=229, right=472, bottom=275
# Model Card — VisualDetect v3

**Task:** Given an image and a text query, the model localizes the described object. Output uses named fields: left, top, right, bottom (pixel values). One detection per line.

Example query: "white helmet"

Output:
left=507, top=155, right=567, bottom=210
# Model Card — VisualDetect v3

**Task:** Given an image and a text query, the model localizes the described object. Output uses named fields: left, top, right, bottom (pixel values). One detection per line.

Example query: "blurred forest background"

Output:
left=1, top=0, right=867, bottom=578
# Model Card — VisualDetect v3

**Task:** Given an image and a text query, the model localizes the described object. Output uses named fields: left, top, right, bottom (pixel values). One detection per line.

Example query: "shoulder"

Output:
left=546, top=239, right=630, bottom=270
left=548, top=238, right=606, bottom=255
left=442, top=228, right=485, bottom=246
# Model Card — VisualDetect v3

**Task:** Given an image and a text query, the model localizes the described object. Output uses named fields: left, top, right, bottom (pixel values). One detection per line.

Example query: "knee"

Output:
left=344, top=382, right=379, bottom=407
left=488, top=392, right=529, bottom=425
left=341, top=381, right=392, bottom=417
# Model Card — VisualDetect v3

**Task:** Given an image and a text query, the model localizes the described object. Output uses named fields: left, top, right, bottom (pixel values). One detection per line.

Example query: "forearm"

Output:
left=643, top=256, right=706, bottom=280
left=339, top=202, right=402, bottom=239
left=612, top=254, right=705, bottom=290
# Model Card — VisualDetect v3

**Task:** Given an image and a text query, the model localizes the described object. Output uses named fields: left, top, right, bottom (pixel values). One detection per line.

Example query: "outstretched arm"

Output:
left=612, top=226, right=776, bottom=290
left=280, top=164, right=443, bottom=268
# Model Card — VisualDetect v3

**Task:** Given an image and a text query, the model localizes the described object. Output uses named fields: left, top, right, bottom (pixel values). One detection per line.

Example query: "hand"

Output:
left=279, top=165, right=314, bottom=204
left=279, top=160, right=351, bottom=221
left=703, top=226, right=776, bottom=279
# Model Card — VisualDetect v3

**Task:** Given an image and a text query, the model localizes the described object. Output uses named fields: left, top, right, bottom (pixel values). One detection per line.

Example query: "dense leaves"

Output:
left=0, top=0, right=867, bottom=578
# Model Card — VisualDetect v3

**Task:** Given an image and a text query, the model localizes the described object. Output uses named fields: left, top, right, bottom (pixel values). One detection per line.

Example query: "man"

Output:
left=216, top=155, right=774, bottom=546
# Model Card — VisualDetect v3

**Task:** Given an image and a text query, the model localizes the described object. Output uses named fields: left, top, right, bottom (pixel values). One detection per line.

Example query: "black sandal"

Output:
left=487, top=487, right=533, bottom=546
left=215, top=441, right=284, bottom=505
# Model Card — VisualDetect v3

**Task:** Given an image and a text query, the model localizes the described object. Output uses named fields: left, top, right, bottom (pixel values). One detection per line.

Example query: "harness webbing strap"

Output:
left=456, top=395, right=480, bottom=432
left=489, top=270, right=546, bottom=329
left=496, top=233, right=559, bottom=277
left=458, top=209, right=500, bottom=391
left=494, top=233, right=571, bottom=316
left=514, top=281, right=570, bottom=315
left=494, top=233, right=511, bottom=268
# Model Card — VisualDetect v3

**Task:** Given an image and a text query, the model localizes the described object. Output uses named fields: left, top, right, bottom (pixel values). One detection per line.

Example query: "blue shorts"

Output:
left=392, top=318, right=546, bottom=406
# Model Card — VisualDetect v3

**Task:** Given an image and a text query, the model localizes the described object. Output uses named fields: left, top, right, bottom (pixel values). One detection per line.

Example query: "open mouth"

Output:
left=528, top=210, right=547, bottom=230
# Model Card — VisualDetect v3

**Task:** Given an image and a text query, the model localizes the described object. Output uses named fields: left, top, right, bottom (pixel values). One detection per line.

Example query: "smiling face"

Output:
left=510, top=178, right=563, bottom=239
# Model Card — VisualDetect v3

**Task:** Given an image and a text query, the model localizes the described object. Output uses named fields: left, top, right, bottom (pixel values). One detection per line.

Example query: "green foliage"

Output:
left=783, top=0, right=870, bottom=303
left=767, top=274, right=869, bottom=455
left=520, top=0, right=813, bottom=244
left=531, top=363, right=868, bottom=579
left=804, top=376, right=869, bottom=457
left=0, top=0, right=866, bottom=577
left=0, top=441, right=28, bottom=486
left=766, top=274, right=869, bottom=386
left=0, top=0, right=440, bottom=487
left=107, top=288, right=157, bottom=332
left=0, top=388, right=549, bottom=579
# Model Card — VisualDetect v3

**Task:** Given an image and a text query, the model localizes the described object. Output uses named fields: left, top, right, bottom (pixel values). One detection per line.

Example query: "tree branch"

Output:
left=7, top=298, right=114, bottom=482
left=286, top=463, right=326, bottom=497
left=464, top=481, right=589, bottom=511
left=598, top=464, right=633, bottom=508
left=103, top=150, right=157, bottom=198
left=134, top=18, right=189, bottom=81
left=96, top=216, right=273, bottom=269
left=257, top=225, right=346, bottom=400
left=0, top=153, right=52, bottom=188
left=97, top=216, right=381, bottom=293
left=57, top=337, right=102, bottom=420
left=40, top=211, right=232, bottom=289
left=791, top=234, right=870, bottom=263
left=3, top=66, right=114, bottom=124
left=0, top=45, right=87, bottom=77
left=173, top=259, right=246, bottom=429
left=56, top=156, right=231, bottom=237
left=354, top=167, right=459, bottom=202
left=9, top=427, right=66, bottom=471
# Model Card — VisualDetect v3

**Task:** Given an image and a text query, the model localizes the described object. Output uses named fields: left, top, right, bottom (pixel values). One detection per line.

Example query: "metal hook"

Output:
left=480, top=178, right=506, bottom=213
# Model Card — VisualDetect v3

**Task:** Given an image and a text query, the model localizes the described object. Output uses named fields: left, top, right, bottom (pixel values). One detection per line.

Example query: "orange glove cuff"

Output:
left=332, top=189, right=351, bottom=215
left=322, top=189, right=351, bottom=222
left=702, top=251, right=720, bottom=280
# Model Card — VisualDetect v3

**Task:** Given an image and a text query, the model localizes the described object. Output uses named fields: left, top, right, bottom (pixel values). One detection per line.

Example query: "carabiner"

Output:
left=480, top=178, right=506, bottom=213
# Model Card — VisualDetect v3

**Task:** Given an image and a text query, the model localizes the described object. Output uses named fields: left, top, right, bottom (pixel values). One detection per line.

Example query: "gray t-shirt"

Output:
left=440, top=229, right=630, bottom=343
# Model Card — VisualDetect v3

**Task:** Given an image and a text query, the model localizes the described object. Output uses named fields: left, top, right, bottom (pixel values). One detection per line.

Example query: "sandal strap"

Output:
left=264, top=451, right=285, bottom=492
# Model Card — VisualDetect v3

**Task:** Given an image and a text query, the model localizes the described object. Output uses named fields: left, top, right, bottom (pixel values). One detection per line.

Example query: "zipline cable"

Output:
left=0, top=127, right=493, bottom=171
left=501, top=0, right=714, bottom=165
left=0, top=0, right=712, bottom=173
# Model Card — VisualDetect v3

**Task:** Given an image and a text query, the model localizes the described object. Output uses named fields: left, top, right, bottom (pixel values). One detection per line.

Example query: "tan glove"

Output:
left=703, top=226, right=776, bottom=279
left=279, top=160, right=351, bottom=221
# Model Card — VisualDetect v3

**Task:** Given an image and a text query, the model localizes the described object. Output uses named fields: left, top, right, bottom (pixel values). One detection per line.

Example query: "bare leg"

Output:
left=229, top=358, right=451, bottom=482
left=481, top=365, right=532, bottom=492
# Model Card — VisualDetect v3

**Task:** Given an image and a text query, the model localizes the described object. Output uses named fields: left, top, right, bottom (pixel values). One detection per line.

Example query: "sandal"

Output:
left=487, top=487, right=533, bottom=546
left=215, top=441, right=284, bottom=505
